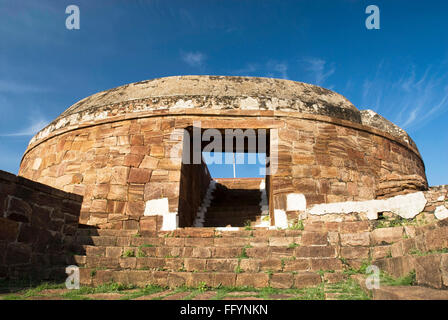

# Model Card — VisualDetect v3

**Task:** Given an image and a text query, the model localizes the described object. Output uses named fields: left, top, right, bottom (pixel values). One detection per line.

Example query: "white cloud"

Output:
left=302, top=57, right=335, bottom=86
left=232, top=63, right=258, bottom=76
left=360, top=62, right=448, bottom=131
left=1, top=117, right=49, bottom=137
left=181, top=51, right=206, bottom=67
left=266, top=61, right=288, bottom=79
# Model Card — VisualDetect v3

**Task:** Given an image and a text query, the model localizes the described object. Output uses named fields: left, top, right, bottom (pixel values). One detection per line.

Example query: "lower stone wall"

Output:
left=0, top=170, right=82, bottom=280
left=372, top=220, right=448, bottom=289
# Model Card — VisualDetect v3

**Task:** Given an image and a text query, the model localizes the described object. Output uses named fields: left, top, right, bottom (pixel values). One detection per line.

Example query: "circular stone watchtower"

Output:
left=19, top=76, right=428, bottom=231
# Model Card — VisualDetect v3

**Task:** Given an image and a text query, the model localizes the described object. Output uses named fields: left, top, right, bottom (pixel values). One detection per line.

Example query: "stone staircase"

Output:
left=65, top=218, right=448, bottom=295
left=202, top=180, right=264, bottom=227
left=69, top=226, right=344, bottom=288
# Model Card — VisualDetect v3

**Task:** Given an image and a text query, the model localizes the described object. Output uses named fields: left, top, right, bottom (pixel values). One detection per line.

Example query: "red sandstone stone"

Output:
left=294, top=272, right=321, bottom=288
left=128, top=168, right=151, bottom=184
left=236, top=273, right=269, bottom=288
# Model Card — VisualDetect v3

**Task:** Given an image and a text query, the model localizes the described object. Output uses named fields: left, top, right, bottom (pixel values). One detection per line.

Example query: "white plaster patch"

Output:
left=255, top=219, right=271, bottom=228
left=215, top=227, right=240, bottom=231
left=434, top=205, right=448, bottom=220
left=308, top=191, right=427, bottom=220
left=437, top=195, right=445, bottom=201
left=240, top=97, right=259, bottom=110
left=32, top=158, right=42, bottom=170
left=172, top=99, right=195, bottom=109
left=274, top=209, right=288, bottom=229
left=144, top=198, right=178, bottom=231
left=161, top=212, right=178, bottom=231
left=144, top=198, right=169, bottom=216
left=286, top=193, right=307, bottom=211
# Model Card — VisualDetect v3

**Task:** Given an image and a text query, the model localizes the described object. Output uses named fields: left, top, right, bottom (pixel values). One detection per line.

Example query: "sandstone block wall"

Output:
left=19, top=113, right=427, bottom=229
left=0, top=170, right=82, bottom=280
left=273, top=117, right=427, bottom=210
left=17, top=76, right=428, bottom=229
left=20, top=118, right=182, bottom=230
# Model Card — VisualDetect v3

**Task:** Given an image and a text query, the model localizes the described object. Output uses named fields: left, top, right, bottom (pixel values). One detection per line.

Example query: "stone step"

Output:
left=81, top=245, right=340, bottom=259
left=78, top=255, right=343, bottom=272
left=79, top=268, right=324, bottom=289
left=202, top=217, right=263, bottom=227
left=71, top=232, right=335, bottom=247
left=74, top=228, right=307, bottom=240
left=74, top=226, right=340, bottom=238
left=75, top=229, right=139, bottom=237
left=206, top=205, right=261, bottom=213
left=372, top=286, right=448, bottom=300
left=203, top=212, right=262, bottom=220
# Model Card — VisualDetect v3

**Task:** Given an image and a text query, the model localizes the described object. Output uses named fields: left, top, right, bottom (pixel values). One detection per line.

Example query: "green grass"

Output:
left=136, top=249, right=146, bottom=258
left=380, top=270, right=416, bottom=286
left=288, top=220, right=304, bottom=231
left=325, top=278, right=370, bottom=300
left=244, top=220, right=254, bottom=231
left=0, top=279, right=375, bottom=300
left=122, top=249, right=135, bottom=258
left=408, top=248, right=448, bottom=256
left=374, top=215, right=429, bottom=229
left=139, top=244, right=154, bottom=248
left=288, top=242, right=300, bottom=248
left=342, top=258, right=372, bottom=276
left=237, top=247, right=249, bottom=259
left=120, top=284, right=167, bottom=300
left=256, top=284, right=326, bottom=300
left=234, top=264, right=243, bottom=274
left=0, top=281, right=66, bottom=300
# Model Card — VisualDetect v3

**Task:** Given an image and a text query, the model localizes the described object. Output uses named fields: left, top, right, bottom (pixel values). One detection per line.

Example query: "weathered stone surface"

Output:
left=301, top=231, right=328, bottom=246
left=414, top=255, right=443, bottom=289
left=0, top=217, right=19, bottom=242
left=424, top=226, right=448, bottom=251
left=294, top=272, right=322, bottom=288
left=340, top=232, right=370, bottom=247
left=128, top=168, right=151, bottom=184
left=371, top=227, right=404, bottom=245
left=441, top=254, right=448, bottom=287
left=236, top=273, right=269, bottom=288
left=373, top=285, right=448, bottom=300
left=340, top=247, right=370, bottom=259
left=270, top=273, right=293, bottom=289
left=310, top=258, right=343, bottom=271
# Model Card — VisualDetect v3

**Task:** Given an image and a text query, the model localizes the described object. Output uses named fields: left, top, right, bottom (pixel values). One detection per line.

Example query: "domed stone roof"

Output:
left=59, top=75, right=358, bottom=119
left=29, top=75, right=413, bottom=148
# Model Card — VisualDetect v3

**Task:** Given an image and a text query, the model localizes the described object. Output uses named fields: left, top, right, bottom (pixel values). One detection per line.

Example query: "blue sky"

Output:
left=0, top=0, right=447, bottom=184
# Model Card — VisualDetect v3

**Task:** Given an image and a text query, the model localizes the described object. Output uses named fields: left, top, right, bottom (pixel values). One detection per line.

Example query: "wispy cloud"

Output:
left=302, top=57, right=335, bottom=86
left=0, top=117, right=49, bottom=137
left=230, top=60, right=289, bottom=79
left=181, top=51, right=206, bottom=67
left=232, top=63, right=258, bottom=76
left=268, top=61, right=288, bottom=80
left=360, top=62, right=448, bottom=131
left=0, top=80, right=48, bottom=94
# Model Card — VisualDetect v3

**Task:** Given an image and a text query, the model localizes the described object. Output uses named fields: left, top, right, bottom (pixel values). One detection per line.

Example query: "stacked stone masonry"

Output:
left=0, top=170, right=82, bottom=279
left=18, top=76, right=427, bottom=229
